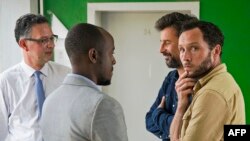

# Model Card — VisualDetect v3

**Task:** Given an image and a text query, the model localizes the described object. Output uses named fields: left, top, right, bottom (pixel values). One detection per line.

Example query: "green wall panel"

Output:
left=44, top=0, right=250, bottom=123
left=44, top=0, right=86, bottom=29
left=200, top=0, right=250, bottom=124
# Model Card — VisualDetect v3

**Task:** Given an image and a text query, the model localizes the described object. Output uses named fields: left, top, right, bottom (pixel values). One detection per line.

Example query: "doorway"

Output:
left=88, top=2, right=199, bottom=141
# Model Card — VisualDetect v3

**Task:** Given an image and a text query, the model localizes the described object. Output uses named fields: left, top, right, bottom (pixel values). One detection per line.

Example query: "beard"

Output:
left=97, top=78, right=111, bottom=86
left=187, top=52, right=213, bottom=79
left=96, top=58, right=112, bottom=86
left=165, top=54, right=182, bottom=68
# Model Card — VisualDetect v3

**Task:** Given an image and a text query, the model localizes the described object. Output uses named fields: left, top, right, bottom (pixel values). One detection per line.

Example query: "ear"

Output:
left=18, top=39, right=29, bottom=52
left=212, top=44, right=221, bottom=57
left=88, top=48, right=98, bottom=63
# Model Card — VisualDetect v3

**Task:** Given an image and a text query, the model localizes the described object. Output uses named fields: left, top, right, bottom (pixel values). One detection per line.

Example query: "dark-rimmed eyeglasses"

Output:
left=24, top=35, right=58, bottom=46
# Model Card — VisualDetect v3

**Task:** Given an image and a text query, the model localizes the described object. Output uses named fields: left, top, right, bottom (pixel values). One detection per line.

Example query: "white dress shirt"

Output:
left=0, top=61, right=71, bottom=141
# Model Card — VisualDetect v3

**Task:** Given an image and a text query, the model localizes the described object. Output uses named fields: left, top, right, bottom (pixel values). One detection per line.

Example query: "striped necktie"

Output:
left=34, top=71, right=45, bottom=118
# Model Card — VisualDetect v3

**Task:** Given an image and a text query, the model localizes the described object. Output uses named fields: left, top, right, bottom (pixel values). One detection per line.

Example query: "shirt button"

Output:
left=172, top=105, right=175, bottom=107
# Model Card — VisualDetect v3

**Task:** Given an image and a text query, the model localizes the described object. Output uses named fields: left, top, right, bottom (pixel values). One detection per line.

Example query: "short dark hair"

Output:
left=155, top=12, right=198, bottom=36
left=14, top=13, right=48, bottom=42
left=180, top=20, right=224, bottom=53
left=65, top=23, right=106, bottom=62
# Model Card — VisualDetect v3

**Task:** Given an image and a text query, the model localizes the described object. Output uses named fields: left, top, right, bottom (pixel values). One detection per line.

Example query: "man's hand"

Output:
left=157, top=96, right=165, bottom=109
left=170, top=71, right=197, bottom=141
left=175, top=71, right=196, bottom=114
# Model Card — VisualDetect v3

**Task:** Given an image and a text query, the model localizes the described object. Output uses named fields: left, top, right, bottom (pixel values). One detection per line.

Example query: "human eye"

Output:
left=165, top=41, right=171, bottom=45
left=39, top=38, right=48, bottom=44
left=191, top=46, right=198, bottom=52
left=49, top=36, right=54, bottom=42
left=179, top=46, right=185, bottom=53
left=50, top=35, right=58, bottom=42
left=160, top=40, right=170, bottom=46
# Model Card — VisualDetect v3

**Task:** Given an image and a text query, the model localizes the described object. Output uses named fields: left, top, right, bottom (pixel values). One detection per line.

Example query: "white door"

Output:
left=101, top=12, right=172, bottom=141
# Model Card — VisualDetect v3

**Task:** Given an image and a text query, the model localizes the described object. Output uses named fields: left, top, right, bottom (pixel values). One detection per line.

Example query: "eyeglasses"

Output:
left=24, top=35, right=58, bottom=46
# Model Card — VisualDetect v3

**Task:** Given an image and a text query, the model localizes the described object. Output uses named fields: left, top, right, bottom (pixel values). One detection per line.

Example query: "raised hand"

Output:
left=175, top=71, right=196, bottom=114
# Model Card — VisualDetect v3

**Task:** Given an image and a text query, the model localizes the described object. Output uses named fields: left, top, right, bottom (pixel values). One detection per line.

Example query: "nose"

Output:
left=181, top=50, right=191, bottom=62
left=47, top=39, right=55, bottom=48
left=160, top=42, right=166, bottom=53
left=112, top=56, right=116, bottom=65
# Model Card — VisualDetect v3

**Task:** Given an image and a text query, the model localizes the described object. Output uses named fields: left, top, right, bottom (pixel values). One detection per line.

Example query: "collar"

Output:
left=193, top=63, right=227, bottom=94
left=67, top=73, right=101, bottom=90
left=21, top=61, right=49, bottom=77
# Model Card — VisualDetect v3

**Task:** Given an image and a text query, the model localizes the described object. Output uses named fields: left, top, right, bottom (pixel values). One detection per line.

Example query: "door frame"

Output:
left=87, top=2, right=200, bottom=25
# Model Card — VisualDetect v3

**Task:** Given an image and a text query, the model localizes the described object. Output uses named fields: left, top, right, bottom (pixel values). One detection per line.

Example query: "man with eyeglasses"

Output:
left=0, top=13, right=71, bottom=141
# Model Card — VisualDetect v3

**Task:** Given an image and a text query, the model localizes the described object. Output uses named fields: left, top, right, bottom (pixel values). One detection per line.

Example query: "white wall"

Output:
left=101, top=12, right=170, bottom=141
left=51, top=14, right=71, bottom=68
left=0, top=0, right=38, bottom=72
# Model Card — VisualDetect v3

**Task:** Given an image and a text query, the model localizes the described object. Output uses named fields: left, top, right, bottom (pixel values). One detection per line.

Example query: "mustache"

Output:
left=183, top=63, right=191, bottom=67
left=163, top=52, right=172, bottom=57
